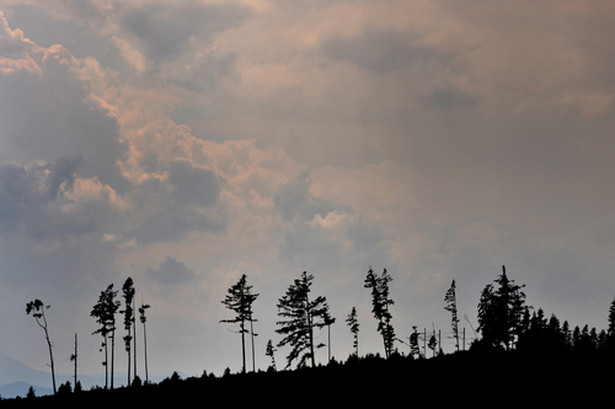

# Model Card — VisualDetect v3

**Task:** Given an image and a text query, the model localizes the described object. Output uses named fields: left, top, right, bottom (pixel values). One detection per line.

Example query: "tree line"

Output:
left=26, top=277, right=151, bottom=395
left=25, top=264, right=615, bottom=397
left=220, top=265, right=615, bottom=375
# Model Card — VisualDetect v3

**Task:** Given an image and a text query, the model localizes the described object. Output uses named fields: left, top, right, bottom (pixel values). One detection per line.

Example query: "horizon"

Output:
left=1, top=0, right=615, bottom=389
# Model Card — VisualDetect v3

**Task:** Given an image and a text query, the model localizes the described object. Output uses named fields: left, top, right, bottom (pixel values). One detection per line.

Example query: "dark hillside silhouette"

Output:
left=8, top=265, right=614, bottom=406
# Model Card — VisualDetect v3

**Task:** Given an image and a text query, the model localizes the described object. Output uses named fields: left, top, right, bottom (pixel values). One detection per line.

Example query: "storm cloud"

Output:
left=0, top=0, right=614, bottom=381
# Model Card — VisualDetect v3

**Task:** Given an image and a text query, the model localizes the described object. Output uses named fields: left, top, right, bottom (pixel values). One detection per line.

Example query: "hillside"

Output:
left=1, top=349, right=612, bottom=407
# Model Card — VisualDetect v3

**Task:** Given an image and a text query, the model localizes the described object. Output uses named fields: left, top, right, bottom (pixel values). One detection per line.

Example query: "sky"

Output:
left=1, top=0, right=615, bottom=384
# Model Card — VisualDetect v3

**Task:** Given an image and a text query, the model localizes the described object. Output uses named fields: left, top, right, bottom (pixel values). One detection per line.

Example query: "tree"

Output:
left=364, top=267, right=396, bottom=358
left=409, top=326, right=420, bottom=358
left=476, top=265, right=528, bottom=350
left=26, top=299, right=57, bottom=394
left=220, top=274, right=260, bottom=374
left=444, top=280, right=460, bottom=352
left=265, top=339, right=277, bottom=371
left=121, top=277, right=136, bottom=385
left=346, top=307, right=360, bottom=357
left=91, top=284, right=120, bottom=389
left=69, top=333, right=78, bottom=390
left=138, top=300, right=151, bottom=384
left=324, top=309, right=336, bottom=362
left=276, top=271, right=331, bottom=368
left=607, top=298, right=615, bottom=352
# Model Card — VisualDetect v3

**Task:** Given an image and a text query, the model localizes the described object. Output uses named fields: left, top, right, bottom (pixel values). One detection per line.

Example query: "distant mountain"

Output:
left=0, top=381, right=53, bottom=399
left=0, top=352, right=103, bottom=398
left=0, top=352, right=171, bottom=398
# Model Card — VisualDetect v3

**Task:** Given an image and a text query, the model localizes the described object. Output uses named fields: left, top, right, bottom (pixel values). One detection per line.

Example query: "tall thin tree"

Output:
left=444, top=279, right=460, bottom=352
left=26, top=299, right=57, bottom=394
left=138, top=300, right=151, bottom=383
left=69, top=333, right=78, bottom=390
left=121, top=277, right=136, bottom=385
left=220, top=274, right=259, bottom=374
left=346, top=306, right=360, bottom=356
left=91, top=284, right=120, bottom=389
left=324, top=309, right=336, bottom=362
left=364, top=267, right=396, bottom=358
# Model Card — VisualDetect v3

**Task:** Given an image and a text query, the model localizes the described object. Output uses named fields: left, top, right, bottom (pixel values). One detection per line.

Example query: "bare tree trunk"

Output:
left=74, top=333, right=78, bottom=388
left=250, top=318, right=256, bottom=372
left=43, top=325, right=56, bottom=394
left=143, top=319, right=149, bottom=383
left=133, top=298, right=137, bottom=382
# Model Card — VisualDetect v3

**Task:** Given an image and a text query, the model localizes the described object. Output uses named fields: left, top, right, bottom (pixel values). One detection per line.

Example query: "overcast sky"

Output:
left=1, top=0, right=615, bottom=383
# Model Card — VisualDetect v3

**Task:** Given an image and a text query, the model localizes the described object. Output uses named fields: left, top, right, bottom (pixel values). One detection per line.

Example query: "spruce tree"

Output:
left=346, top=306, right=360, bottom=356
left=220, top=274, right=259, bottom=373
left=276, top=271, right=331, bottom=368
left=364, top=267, right=396, bottom=358
left=91, top=284, right=120, bottom=389
left=607, top=298, right=615, bottom=351
left=476, top=265, right=528, bottom=350
left=444, top=280, right=460, bottom=352
left=121, top=277, right=136, bottom=385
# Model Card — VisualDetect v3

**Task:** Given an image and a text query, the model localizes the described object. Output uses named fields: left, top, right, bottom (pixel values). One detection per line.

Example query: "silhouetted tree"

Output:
left=58, top=381, right=72, bottom=395
left=409, top=326, right=420, bottom=358
left=346, top=307, right=360, bottom=356
left=220, top=274, right=260, bottom=374
left=364, top=267, right=396, bottom=358
left=91, top=284, right=120, bottom=389
left=324, top=309, right=336, bottom=362
left=476, top=265, right=528, bottom=350
left=26, top=299, right=57, bottom=394
left=121, top=277, right=136, bottom=385
left=607, top=298, right=615, bottom=352
left=70, top=333, right=78, bottom=390
left=276, top=271, right=331, bottom=368
left=265, top=339, right=277, bottom=371
left=138, top=300, right=151, bottom=383
left=444, top=280, right=460, bottom=352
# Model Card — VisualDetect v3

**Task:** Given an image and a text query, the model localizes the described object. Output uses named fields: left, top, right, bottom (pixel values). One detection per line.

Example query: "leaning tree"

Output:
left=276, top=271, right=331, bottom=369
left=364, top=267, right=396, bottom=358
left=26, top=299, right=57, bottom=394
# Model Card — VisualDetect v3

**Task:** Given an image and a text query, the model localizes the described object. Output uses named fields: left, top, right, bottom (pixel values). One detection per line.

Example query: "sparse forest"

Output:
left=6, top=265, right=615, bottom=406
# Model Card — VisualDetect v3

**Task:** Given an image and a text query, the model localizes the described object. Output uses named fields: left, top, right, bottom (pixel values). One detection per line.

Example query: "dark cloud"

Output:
left=274, top=171, right=338, bottom=222
left=120, top=1, right=249, bottom=64
left=0, top=157, right=93, bottom=238
left=168, top=159, right=221, bottom=207
left=146, top=255, right=196, bottom=285
left=129, top=160, right=226, bottom=244
left=322, top=28, right=443, bottom=74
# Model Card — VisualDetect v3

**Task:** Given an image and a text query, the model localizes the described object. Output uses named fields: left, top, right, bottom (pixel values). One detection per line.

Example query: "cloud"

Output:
left=146, top=255, right=196, bottom=285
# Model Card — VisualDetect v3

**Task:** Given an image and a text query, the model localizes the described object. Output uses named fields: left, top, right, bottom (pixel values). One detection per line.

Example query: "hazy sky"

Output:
left=1, top=0, right=615, bottom=382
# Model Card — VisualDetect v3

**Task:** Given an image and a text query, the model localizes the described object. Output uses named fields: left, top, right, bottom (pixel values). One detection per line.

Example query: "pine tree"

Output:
left=276, top=271, right=331, bottom=368
left=476, top=265, right=528, bottom=350
left=91, top=284, right=120, bottom=389
left=324, top=309, right=336, bottom=363
left=607, top=298, right=615, bottom=351
left=121, top=277, right=136, bottom=385
left=220, top=274, right=259, bottom=373
left=346, top=307, right=360, bottom=356
left=265, top=339, right=277, bottom=371
left=138, top=300, right=151, bottom=383
left=364, top=267, right=396, bottom=358
left=444, top=280, right=460, bottom=352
